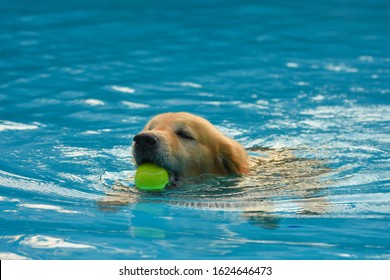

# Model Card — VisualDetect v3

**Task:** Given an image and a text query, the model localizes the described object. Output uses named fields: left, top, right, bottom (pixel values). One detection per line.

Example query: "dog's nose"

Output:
left=133, top=133, right=157, bottom=146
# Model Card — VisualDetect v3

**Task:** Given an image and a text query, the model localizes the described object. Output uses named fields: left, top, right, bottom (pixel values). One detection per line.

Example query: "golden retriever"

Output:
left=99, top=112, right=330, bottom=226
left=132, top=112, right=249, bottom=186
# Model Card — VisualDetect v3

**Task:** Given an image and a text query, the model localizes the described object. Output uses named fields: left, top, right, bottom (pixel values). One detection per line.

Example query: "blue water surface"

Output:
left=0, top=0, right=389, bottom=259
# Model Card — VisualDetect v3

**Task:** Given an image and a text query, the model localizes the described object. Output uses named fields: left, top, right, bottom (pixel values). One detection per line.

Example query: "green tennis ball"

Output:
left=134, top=163, right=169, bottom=191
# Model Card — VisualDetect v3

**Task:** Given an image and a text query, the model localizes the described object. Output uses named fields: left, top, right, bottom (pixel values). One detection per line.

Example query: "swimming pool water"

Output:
left=0, top=0, right=389, bottom=260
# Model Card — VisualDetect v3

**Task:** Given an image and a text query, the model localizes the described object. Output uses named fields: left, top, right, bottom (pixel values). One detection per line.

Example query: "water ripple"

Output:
left=0, top=170, right=100, bottom=201
left=20, top=235, right=95, bottom=249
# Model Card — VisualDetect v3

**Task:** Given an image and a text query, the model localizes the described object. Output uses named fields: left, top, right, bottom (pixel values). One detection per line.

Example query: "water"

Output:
left=0, top=0, right=389, bottom=260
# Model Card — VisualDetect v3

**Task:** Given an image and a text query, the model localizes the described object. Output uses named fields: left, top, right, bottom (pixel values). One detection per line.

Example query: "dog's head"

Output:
left=132, top=112, right=249, bottom=184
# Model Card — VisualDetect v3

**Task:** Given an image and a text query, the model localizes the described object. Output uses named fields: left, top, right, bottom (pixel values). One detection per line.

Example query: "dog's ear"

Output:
left=219, top=140, right=249, bottom=175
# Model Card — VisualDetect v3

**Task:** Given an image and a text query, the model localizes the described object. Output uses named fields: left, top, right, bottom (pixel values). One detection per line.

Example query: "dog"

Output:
left=99, top=112, right=330, bottom=228
left=132, top=112, right=249, bottom=186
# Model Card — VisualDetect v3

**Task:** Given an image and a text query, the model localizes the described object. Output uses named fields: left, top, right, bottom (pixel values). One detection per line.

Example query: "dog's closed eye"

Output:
left=176, top=129, right=195, bottom=140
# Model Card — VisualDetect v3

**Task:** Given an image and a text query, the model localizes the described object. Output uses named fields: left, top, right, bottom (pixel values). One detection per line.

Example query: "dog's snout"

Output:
left=133, top=133, right=157, bottom=147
